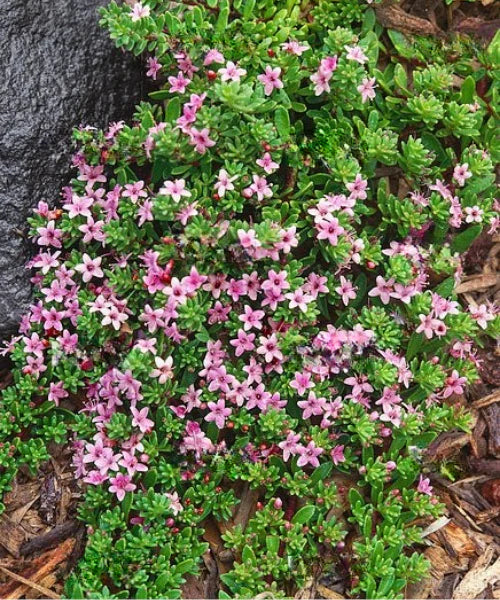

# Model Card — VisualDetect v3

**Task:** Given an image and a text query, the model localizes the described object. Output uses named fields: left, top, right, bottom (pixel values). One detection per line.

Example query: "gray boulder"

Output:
left=0, top=0, right=144, bottom=338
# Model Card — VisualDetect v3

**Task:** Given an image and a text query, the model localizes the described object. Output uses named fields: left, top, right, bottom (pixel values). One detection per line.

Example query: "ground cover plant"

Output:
left=0, top=0, right=498, bottom=597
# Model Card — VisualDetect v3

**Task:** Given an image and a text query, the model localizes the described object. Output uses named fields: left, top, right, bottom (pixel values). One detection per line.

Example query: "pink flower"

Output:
left=417, top=475, right=433, bottom=496
left=37, top=221, right=63, bottom=248
left=316, top=214, right=345, bottom=246
left=357, top=77, right=376, bottom=103
left=278, top=431, right=301, bottom=461
left=368, top=276, right=394, bottom=305
left=74, top=254, right=104, bottom=282
left=48, top=381, right=68, bottom=406
left=256, top=152, right=279, bottom=174
left=335, top=276, right=357, bottom=306
left=130, top=2, right=150, bottom=21
left=109, top=474, right=136, bottom=501
left=159, top=179, right=191, bottom=203
left=230, top=329, right=256, bottom=357
left=62, top=194, right=93, bottom=219
left=310, top=67, right=332, bottom=96
left=188, top=127, right=216, bottom=154
left=123, top=181, right=147, bottom=203
left=131, top=405, right=154, bottom=433
left=182, top=422, right=214, bottom=457
left=464, top=206, right=483, bottom=223
left=205, top=399, right=231, bottom=429
left=168, top=71, right=191, bottom=94
left=248, top=175, right=273, bottom=201
left=442, top=370, right=467, bottom=398
left=150, top=356, right=174, bottom=383
left=119, top=451, right=148, bottom=477
left=239, top=305, right=265, bottom=331
left=166, top=491, right=183, bottom=515
left=290, top=371, right=314, bottom=396
left=219, top=61, right=247, bottom=82
left=238, top=229, right=261, bottom=249
left=453, top=163, right=472, bottom=187
left=203, top=49, right=225, bottom=66
left=285, top=288, right=313, bottom=313
left=297, top=441, right=323, bottom=468
left=101, top=305, right=128, bottom=331
left=78, top=217, right=106, bottom=243
left=257, top=334, right=283, bottom=363
left=297, top=391, right=327, bottom=419
left=331, top=445, right=346, bottom=466
left=214, top=169, right=237, bottom=197
left=469, top=304, right=495, bottom=329
left=345, top=45, right=368, bottom=64
left=346, top=174, right=368, bottom=200
left=146, top=56, right=161, bottom=80
left=281, top=40, right=309, bottom=56
left=257, top=66, right=283, bottom=96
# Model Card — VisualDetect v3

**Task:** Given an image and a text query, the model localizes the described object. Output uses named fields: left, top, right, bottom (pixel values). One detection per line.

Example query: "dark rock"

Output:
left=0, top=0, right=144, bottom=338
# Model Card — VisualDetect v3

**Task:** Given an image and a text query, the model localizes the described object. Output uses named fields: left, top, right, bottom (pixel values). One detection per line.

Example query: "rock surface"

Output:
left=0, top=0, right=144, bottom=338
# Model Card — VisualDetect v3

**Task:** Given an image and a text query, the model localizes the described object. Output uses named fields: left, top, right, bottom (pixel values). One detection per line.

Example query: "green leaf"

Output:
left=310, top=462, right=333, bottom=485
left=275, top=106, right=291, bottom=138
left=407, top=332, right=424, bottom=360
left=149, top=89, right=171, bottom=101
left=450, top=224, right=482, bottom=253
left=461, top=75, right=476, bottom=104
left=166, top=96, right=181, bottom=123
left=266, top=535, right=280, bottom=555
left=136, top=585, right=148, bottom=599
left=242, top=544, right=257, bottom=565
left=291, top=504, right=316, bottom=525
left=434, top=277, right=455, bottom=298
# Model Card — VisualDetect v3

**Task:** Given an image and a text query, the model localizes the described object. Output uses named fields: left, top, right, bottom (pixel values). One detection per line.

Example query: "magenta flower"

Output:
left=281, top=40, right=309, bottom=56
left=258, top=66, right=284, bottom=96
left=297, top=391, right=327, bottom=419
left=214, top=169, right=237, bottom=197
left=357, top=77, right=376, bottom=103
left=109, top=474, right=136, bottom=501
left=48, top=381, right=69, bottom=406
left=188, top=127, right=216, bottom=154
left=159, top=179, right=191, bottom=203
left=345, top=45, right=368, bottom=64
left=256, top=152, right=279, bottom=174
left=150, top=356, right=174, bottom=384
left=168, top=71, right=191, bottom=94
left=205, top=399, right=231, bottom=429
left=335, top=276, right=357, bottom=306
left=442, top=370, right=467, bottom=398
left=297, top=441, right=323, bottom=468
left=453, top=163, right=472, bottom=187
left=131, top=405, right=154, bottom=433
left=74, top=254, right=104, bottom=283
left=218, top=61, right=246, bottom=82
left=331, top=445, right=346, bottom=466
left=230, top=329, right=256, bottom=357
left=146, top=56, right=161, bottom=80
left=123, top=180, right=148, bottom=203
left=417, top=475, right=433, bottom=496
left=290, top=371, right=314, bottom=396
left=368, top=276, right=394, bottom=305
left=278, top=431, right=301, bottom=461
left=37, top=221, right=63, bottom=248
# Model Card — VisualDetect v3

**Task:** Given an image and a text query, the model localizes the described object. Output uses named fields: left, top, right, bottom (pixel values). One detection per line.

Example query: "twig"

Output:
left=0, top=565, right=60, bottom=600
